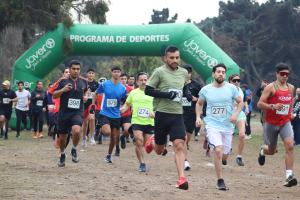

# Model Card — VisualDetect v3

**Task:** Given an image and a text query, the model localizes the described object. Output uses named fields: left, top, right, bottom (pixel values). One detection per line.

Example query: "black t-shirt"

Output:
left=84, top=80, right=99, bottom=109
left=182, top=79, right=201, bottom=115
left=30, top=88, right=47, bottom=110
left=0, top=89, right=17, bottom=112
left=54, top=76, right=88, bottom=120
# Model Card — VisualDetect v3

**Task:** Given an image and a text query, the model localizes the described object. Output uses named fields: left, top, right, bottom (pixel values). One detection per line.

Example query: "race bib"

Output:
left=88, top=92, right=94, bottom=99
left=36, top=100, right=43, bottom=106
left=212, top=106, right=226, bottom=117
left=168, top=88, right=182, bottom=102
left=107, top=99, right=117, bottom=107
left=2, top=98, right=9, bottom=104
left=138, top=107, right=150, bottom=118
left=18, top=99, right=25, bottom=106
left=182, top=97, right=191, bottom=106
left=68, top=98, right=81, bottom=109
left=276, top=104, right=290, bottom=115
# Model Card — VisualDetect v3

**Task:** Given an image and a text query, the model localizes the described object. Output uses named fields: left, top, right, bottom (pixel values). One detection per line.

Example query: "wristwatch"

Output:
left=270, top=104, right=274, bottom=110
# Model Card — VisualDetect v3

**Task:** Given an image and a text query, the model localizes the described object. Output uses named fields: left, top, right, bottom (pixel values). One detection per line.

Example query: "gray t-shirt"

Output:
left=146, top=65, right=188, bottom=114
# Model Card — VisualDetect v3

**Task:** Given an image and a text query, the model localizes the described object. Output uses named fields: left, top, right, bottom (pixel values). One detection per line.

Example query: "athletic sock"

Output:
left=237, top=155, right=242, bottom=158
left=61, top=149, right=65, bottom=154
left=286, top=170, right=292, bottom=179
left=261, top=148, right=265, bottom=156
left=90, top=135, right=94, bottom=139
left=107, top=153, right=111, bottom=156
left=83, top=136, right=86, bottom=140
left=185, top=159, right=187, bottom=161
left=72, top=145, right=76, bottom=149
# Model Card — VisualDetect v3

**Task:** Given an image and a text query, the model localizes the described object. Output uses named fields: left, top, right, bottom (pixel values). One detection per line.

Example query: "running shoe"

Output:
left=187, top=143, right=190, bottom=150
left=258, top=145, right=266, bottom=166
left=81, top=138, right=87, bottom=148
left=94, top=131, right=99, bottom=141
left=70, top=148, right=79, bottom=163
left=162, top=148, right=168, bottom=156
left=184, top=161, right=190, bottom=170
left=98, top=135, right=102, bottom=144
left=216, top=179, right=226, bottom=190
left=145, top=135, right=155, bottom=154
left=86, top=135, right=89, bottom=141
left=139, top=163, right=146, bottom=172
left=39, top=132, right=43, bottom=138
left=16, top=133, right=20, bottom=138
left=114, top=147, right=120, bottom=156
left=168, top=141, right=173, bottom=146
left=222, top=160, right=227, bottom=165
left=58, top=153, right=66, bottom=167
left=283, top=175, right=297, bottom=187
left=206, top=149, right=211, bottom=157
left=194, top=136, right=198, bottom=141
left=0, top=132, right=3, bottom=138
left=120, top=134, right=126, bottom=149
left=105, top=154, right=112, bottom=163
left=33, top=132, right=37, bottom=139
left=176, top=177, right=189, bottom=190
left=4, top=133, right=8, bottom=140
left=90, top=136, right=96, bottom=146
left=236, top=157, right=244, bottom=166
left=203, top=139, right=208, bottom=149
left=23, top=128, right=26, bottom=131
left=30, top=128, right=34, bottom=131
left=126, top=136, right=130, bottom=143
left=54, top=135, right=59, bottom=148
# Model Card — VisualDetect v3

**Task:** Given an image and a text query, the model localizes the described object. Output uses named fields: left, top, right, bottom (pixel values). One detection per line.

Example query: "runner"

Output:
left=144, top=45, right=192, bottom=190
left=0, top=80, right=18, bottom=139
left=126, top=75, right=135, bottom=143
left=114, top=73, right=133, bottom=156
left=195, top=63, right=243, bottom=190
left=95, top=77, right=106, bottom=144
left=82, top=68, right=99, bottom=147
left=90, top=66, right=127, bottom=163
left=228, top=74, right=249, bottom=166
left=25, top=87, right=34, bottom=131
left=15, top=81, right=31, bottom=137
left=120, top=72, right=154, bottom=172
left=30, top=81, right=48, bottom=138
left=181, top=64, right=201, bottom=171
left=53, top=60, right=88, bottom=167
left=257, top=63, right=297, bottom=187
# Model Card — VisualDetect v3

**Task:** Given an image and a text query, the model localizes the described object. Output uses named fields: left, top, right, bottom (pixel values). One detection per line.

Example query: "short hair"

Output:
left=18, top=81, right=24, bottom=86
left=275, top=63, right=290, bottom=73
left=228, top=73, right=240, bottom=82
left=62, top=67, right=69, bottom=73
left=182, top=64, right=193, bottom=73
left=136, top=72, right=149, bottom=81
left=87, top=68, right=95, bottom=73
left=129, top=75, right=135, bottom=79
left=120, top=73, right=127, bottom=78
left=111, top=66, right=121, bottom=72
left=69, top=60, right=81, bottom=68
left=165, top=45, right=179, bottom=56
left=212, top=63, right=227, bottom=73
left=48, top=83, right=53, bottom=87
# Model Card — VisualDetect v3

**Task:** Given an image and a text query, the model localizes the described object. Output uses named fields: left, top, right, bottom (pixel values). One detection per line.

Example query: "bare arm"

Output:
left=92, top=91, right=99, bottom=105
left=120, top=102, right=132, bottom=114
left=52, top=83, right=72, bottom=99
left=195, top=97, right=205, bottom=127
left=83, top=90, right=88, bottom=103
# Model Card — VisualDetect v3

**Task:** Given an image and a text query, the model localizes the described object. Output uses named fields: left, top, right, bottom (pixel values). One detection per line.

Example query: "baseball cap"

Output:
left=2, top=80, right=10, bottom=86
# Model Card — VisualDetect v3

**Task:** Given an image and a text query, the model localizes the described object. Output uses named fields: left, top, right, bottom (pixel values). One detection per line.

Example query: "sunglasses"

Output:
left=232, top=79, right=240, bottom=83
left=279, top=72, right=290, bottom=77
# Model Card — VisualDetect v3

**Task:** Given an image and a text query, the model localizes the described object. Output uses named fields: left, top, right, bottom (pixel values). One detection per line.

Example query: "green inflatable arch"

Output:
left=10, top=23, right=239, bottom=129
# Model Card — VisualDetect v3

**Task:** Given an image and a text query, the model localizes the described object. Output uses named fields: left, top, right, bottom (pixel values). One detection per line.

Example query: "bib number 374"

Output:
left=212, top=106, right=226, bottom=117
left=68, top=98, right=81, bottom=109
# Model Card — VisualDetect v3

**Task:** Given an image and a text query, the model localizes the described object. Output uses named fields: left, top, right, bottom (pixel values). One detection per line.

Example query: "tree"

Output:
left=149, top=8, right=178, bottom=24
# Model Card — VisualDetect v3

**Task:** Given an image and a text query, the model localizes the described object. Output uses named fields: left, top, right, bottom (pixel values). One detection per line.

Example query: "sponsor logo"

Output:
left=183, top=40, right=218, bottom=68
left=25, top=38, right=55, bottom=70
left=288, top=93, right=291, bottom=96
left=12, top=79, right=34, bottom=88
left=278, top=96, right=292, bottom=101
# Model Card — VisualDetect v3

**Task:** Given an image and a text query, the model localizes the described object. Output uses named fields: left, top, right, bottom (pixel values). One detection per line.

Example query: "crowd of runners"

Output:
left=0, top=46, right=298, bottom=190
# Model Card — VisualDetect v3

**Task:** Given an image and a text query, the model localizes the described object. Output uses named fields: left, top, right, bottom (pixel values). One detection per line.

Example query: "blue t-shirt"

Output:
left=199, top=82, right=240, bottom=130
left=96, top=80, right=127, bottom=118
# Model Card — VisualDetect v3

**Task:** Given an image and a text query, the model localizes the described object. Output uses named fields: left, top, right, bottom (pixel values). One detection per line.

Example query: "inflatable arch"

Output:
left=10, top=23, right=239, bottom=129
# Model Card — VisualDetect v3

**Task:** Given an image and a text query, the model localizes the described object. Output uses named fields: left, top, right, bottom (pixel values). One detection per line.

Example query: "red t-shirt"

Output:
left=96, top=94, right=103, bottom=111
left=120, top=84, right=134, bottom=117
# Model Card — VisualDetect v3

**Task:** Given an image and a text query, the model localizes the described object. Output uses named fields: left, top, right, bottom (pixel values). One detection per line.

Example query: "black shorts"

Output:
left=95, top=110, right=100, bottom=125
left=120, top=115, right=131, bottom=127
left=99, top=114, right=121, bottom=130
left=183, top=114, right=196, bottom=134
left=154, top=111, right=186, bottom=145
left=58, top=114, right=83, bottom=134
left=131, top=124, right=154, bottom=135
left=0, top=110, right=12, bottom=120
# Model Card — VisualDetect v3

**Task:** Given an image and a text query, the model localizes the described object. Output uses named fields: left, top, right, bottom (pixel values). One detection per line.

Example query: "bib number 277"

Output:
left=212, top=107, right=226, bottom=117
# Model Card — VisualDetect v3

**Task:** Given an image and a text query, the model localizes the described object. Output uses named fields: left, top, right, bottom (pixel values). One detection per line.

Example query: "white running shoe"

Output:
left=184, top=160, right=190, bottom=170
left=197, top=132, right=200, bottom=136
left=168, top=141, right=173, bottom=146
left=82, top=138, right=87, bottom=148
left=90, top=136, right=96, bottom=146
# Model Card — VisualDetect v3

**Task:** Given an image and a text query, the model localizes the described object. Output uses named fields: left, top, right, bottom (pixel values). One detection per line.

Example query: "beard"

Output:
left=166, top=61, right=178, bottom=69
left=215, top=77, right=224, bottom=84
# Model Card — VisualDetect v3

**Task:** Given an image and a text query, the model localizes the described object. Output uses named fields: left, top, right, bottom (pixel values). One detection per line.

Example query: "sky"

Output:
left=105, top=0, right=271, bottom=25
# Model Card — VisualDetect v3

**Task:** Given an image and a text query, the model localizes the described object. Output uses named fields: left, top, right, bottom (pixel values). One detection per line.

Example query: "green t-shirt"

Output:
left=146, top=65, right=188, bottom=114
left=126, top=88, right=154, bottom=126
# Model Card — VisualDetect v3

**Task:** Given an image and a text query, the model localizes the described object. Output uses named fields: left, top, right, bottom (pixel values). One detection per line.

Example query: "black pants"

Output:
left=246, top=111, right=251, bottom=136
left=28, top=109, right=33, bottom=129
left=33, top=111, right=45, bottom=132
left=16, top=109, right=28, bottom=133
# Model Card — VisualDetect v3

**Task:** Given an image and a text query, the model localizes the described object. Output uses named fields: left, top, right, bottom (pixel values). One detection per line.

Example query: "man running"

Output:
left=126, top=75, right=135, bottom=143
left=90, top=66, right=127, bottom=163
left=257, top=63, right=297, bottom=187
left=53, top=60, right=88, bottom=167
left=15, top=81, right=31, bottom=137
left=195, top=63, right=243, bottom=190
left=120, top=72, right=154, bottom=172
left=0, top=80, right=18, bottom=139
left=115, top=73, right=133, bottom=156
left=181, top=64, right=201, bottom=171
left=82, top=68, right=99, bottom=147
left=144, top=45, right=192, bottom=190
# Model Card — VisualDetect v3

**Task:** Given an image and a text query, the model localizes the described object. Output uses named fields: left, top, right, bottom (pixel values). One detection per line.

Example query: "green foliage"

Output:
left=149, top=8, right=178, bottom=24
left=62, top=36, right=74, bottom=58
left=62, top=17, right=74, bottom=29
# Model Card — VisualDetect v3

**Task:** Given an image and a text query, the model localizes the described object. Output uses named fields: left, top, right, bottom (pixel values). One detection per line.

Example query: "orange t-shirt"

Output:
left=96, top=94, right=103, bottom=111
left=49, top=82, right=60, bottom=114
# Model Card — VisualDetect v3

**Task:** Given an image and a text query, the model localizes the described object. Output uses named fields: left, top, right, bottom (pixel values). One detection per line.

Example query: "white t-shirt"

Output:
left=16, top=90, right=31, bottom=111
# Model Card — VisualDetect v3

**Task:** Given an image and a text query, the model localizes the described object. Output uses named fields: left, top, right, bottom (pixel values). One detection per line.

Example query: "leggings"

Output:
left=16, top=109, right=28, bottom=133
left=33, top=111, right=45, bottom=132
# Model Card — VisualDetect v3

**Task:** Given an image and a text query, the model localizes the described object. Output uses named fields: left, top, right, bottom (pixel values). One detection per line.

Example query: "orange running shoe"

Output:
left=176, top=177, right=189, bottom=190
left=145, top=135, right=154, bottom=154
left=33, top=132, right=37, bottom=139
left=55, top=135, right=59, bottom=148
left=39, top=132, right=43, bottom=138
